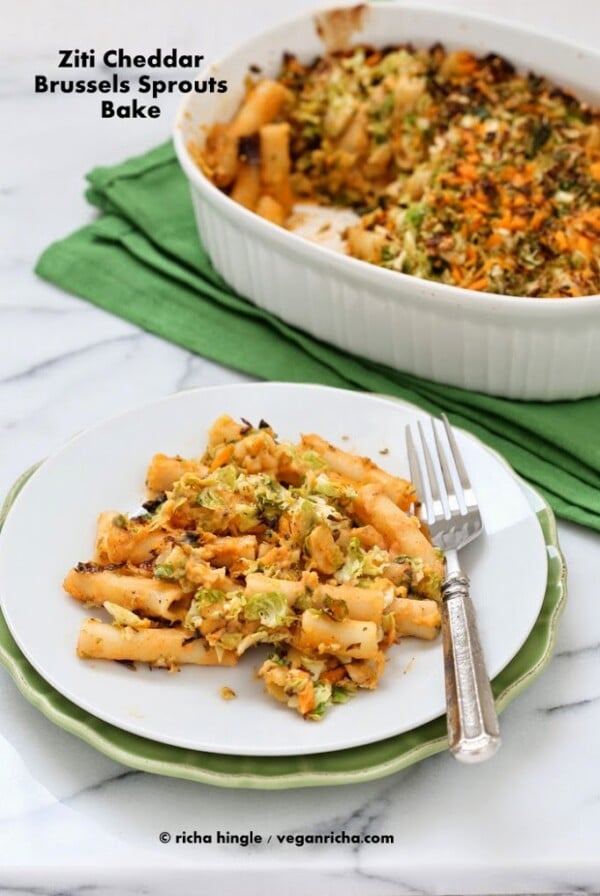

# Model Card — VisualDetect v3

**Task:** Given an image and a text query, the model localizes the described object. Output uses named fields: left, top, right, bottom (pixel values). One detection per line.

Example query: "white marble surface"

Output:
left=1, top=1, right=600, bottom=893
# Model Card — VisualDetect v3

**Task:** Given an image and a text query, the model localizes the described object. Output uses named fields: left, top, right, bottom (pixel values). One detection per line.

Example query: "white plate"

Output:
left=0, top=384, right=547, bottom=756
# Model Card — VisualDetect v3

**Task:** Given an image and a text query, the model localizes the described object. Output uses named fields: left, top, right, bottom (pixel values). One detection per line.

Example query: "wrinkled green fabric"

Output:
left=36, top=140, right=600, bottom=530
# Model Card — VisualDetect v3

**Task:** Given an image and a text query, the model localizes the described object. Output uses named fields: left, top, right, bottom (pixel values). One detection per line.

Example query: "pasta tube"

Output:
left=146, top=454, right=206, bottom=496
left=244, top=572, right=303, bottom=601
left=317, top=583, right=386, bottom=624
left=229, top=79, right=289, bottom=138
left=63, top=568, right=189, bottom=622
left=95, top=512, right=170, bottom=564
left=255, top=194, right=286, bottom=226
left=353, top=484, right=444, bottom=600
left=391, top=597, right=441, bottom=640
left=336, top=110, right=369, bottom=158
left=259, top=122, right=293, bottom=213
left=230, top=162, right=261, bottom=211
left=300, top=433, right=415, bottom=510
left=298, top=609, right=379, bottom=659
left=354, top=484, right=441, bottom=559
left=77, top=620, right=237, bottom=666
left=199, top=535, right=258, bottom=567
left=346, top=226, right=387, bottom=264
left=202, top=122, right=239, bottom=187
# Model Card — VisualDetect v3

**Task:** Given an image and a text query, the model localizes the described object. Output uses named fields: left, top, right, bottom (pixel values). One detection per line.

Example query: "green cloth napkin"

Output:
left=35, top=140, right=600, bottom=530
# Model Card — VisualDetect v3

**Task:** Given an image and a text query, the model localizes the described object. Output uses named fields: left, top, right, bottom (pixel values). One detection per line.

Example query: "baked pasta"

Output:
left=196, top=44, right=600, bottom=297
left=64, top=416, right=444, bottom=721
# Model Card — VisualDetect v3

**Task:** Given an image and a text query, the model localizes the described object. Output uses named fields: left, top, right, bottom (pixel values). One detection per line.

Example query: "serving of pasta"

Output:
left=63, top=414, right=444, bottom=722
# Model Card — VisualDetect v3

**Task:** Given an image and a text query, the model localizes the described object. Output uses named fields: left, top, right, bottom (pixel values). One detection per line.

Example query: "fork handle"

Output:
left=442, top=570, right=501, bottom=763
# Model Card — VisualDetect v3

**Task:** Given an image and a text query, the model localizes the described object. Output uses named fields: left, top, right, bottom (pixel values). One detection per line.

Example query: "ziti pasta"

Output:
left=194, top=44, right=600, bottom=298
left=64, top=416, right=444, bottom=721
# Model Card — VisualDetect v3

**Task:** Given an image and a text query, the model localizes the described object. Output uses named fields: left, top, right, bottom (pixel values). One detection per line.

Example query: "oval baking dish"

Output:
left=174, top=4, right=600, bottom=400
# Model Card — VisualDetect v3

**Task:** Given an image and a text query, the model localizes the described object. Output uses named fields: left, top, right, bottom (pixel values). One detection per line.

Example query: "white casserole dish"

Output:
left=174, top=3, right=600, bottom=400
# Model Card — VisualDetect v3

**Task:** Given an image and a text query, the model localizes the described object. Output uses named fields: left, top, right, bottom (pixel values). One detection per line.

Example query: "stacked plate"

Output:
left=0, top=384, right=566, bottom=788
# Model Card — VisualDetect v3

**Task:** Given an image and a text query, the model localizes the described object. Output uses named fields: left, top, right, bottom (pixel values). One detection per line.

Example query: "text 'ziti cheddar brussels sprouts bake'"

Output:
left=63, top=416, right=444, bottom=722
left=193, top=44, right=600, bottom=298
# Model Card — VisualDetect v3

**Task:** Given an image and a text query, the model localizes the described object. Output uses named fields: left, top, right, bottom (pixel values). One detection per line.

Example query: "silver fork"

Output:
left=406, top=414, right=501, bottom=763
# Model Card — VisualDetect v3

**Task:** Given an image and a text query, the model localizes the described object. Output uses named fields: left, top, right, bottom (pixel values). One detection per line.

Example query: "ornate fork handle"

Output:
left=441, top=569, right=501, bottom=762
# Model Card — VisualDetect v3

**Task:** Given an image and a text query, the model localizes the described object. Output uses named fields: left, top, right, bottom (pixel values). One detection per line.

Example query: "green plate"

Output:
left=0, top=465, right=566, bottom=789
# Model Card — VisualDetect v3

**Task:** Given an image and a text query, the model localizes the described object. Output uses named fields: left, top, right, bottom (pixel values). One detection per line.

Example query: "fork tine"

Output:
left=418, top=421, right=441, bottom=502
left=405, top=425, right=427, bottom=517
left=432, top=420, right=460, bottom=515
left=441, top=414, right=469, bottom=487
left=441, top=414, right=480, bottom=518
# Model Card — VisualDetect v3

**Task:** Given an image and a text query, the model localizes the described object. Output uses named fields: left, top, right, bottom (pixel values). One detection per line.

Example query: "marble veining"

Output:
left=542, top=696, right=600, bottom=715
left=1, top=0, right=600, bottom=893
left=0, top=333, right=142, bottom=386
left=555, top=642, right=600, bottom=660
